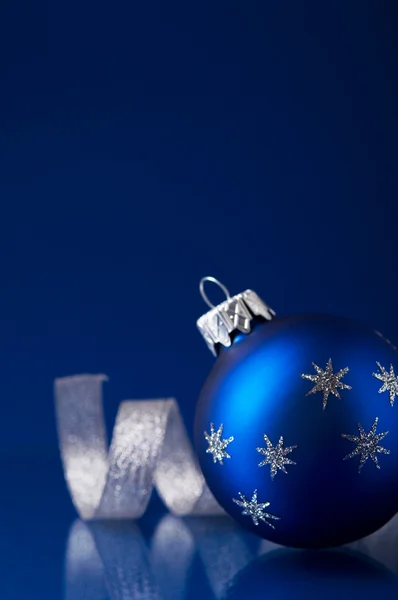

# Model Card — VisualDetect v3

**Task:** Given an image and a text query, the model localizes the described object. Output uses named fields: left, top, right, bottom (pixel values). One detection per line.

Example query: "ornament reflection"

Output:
left=64, top=513, right=398, bottom=600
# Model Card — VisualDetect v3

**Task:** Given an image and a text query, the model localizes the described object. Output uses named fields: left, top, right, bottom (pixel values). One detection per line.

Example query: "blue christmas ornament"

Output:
left=194, top=277, right=398, bottom=549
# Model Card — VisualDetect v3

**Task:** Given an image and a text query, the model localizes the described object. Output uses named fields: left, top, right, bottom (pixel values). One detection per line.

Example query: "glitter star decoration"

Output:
left=233, top=490, right=280, bottom=528
left=204, top=422, right=234, bottom=465
left=373, top=362, right=398, bottom=407
left=342, top=417, right=390, bottom=473
left=257, top=434, right=298, bottom=479
left=301, top=358, right=351, bottom=410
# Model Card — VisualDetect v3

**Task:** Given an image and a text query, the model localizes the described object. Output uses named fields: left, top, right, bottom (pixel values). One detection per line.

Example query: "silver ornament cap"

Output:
left=197, top=277, right=275, bottom=356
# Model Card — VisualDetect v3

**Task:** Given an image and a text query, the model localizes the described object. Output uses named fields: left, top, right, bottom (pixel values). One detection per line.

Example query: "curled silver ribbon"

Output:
left=55, top=374, right=223, bottom=520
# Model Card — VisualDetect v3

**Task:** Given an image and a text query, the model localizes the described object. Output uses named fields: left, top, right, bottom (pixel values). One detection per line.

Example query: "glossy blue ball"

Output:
left=194, top=314, right=398, bottom=549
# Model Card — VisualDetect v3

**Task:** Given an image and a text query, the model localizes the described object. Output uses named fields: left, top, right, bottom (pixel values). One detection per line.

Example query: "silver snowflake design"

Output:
left=373, top=362, right=398, bottom=407
left=233, top=490, right=280, bottom=528
left=204, top=422, right=234, bottom=464
left=257, top=434, right=298, bottom=479
left=301, top=358, right=351, bottom=410
left=342, top=417, right=390, bottom=473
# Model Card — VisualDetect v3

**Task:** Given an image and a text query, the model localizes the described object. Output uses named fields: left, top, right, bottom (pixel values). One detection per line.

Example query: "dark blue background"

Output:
left=0, top=1, right=397, bottom=598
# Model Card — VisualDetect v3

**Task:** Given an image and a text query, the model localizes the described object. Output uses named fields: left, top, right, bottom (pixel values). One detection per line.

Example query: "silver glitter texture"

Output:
left=233, top=490, right=280, bottom=528
left=302, top=358, right=351, bottom=410
left=373, top=362, right=398, bottom=407
left=204, top=423, right=234, bottom=465
left=257, top=434, right=298, bottom=479
left=55, top=375, right=223, bottom=520
left=342, top=417, right=390, bottom=473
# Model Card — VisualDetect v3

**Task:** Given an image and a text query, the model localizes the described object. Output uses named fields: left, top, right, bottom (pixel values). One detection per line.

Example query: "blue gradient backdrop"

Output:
left=0, top=1, right=397, bottom=598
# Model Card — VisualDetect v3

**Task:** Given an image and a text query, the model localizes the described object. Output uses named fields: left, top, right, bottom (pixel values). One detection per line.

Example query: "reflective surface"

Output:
left=65, top=515, right=398, bottom=600
left=2, top=457, right=398, bottom=599
left=64, top=514, right=398, bottom=600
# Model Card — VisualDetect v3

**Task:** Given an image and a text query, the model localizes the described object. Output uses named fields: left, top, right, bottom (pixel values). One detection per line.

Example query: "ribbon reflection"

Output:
left=65, top=514, right=398, bottom=600
left=65, top=516, right=262, bottom=600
